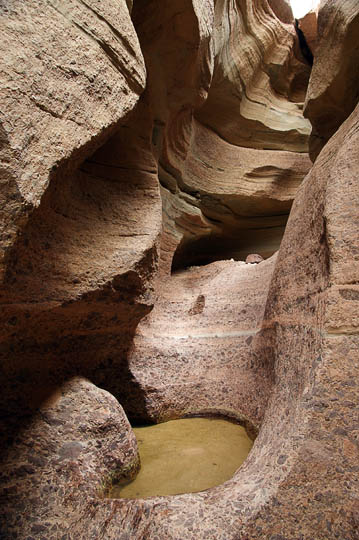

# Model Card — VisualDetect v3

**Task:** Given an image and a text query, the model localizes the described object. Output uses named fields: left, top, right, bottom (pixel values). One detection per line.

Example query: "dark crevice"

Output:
left=170, top=231, right=281, bottom=273
left=295, top=19, right=314, bottom=66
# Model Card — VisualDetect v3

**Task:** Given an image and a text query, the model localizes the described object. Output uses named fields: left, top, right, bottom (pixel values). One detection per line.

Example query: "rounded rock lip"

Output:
left=180, top=411, right=258, bottom=442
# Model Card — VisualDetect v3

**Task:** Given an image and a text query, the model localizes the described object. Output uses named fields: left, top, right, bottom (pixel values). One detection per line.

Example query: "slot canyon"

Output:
left=0, top=0, right=358, bottom=538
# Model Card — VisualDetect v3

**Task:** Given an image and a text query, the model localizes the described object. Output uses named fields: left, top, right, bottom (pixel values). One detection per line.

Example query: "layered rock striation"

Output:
left=127, top=256, right=276, bottom=430
left=0, top=0, right=162, bottom=424
left=132, top=0, right=312, bottom=272
left=113, top=77, right=359, bottom=540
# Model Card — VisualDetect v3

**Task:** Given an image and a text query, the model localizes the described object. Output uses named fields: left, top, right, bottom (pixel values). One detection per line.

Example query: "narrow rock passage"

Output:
left=2, top=0, right=359, bottom=539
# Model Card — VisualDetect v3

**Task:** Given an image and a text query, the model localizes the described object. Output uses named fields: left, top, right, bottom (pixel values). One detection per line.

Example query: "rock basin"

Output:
left=109, top=417, right=253, bottom=499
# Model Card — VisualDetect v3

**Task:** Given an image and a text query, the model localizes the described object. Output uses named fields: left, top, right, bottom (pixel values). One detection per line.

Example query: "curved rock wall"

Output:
left=0, top=0, right=146, bottom=274
left=304, top=0, right=359, bottom=160
left=1, top=0, right=358, bottom=539
left=133, top=0, right=312, bottom=272
left=0, top=0, right=162, bottom=424
left=115, top=80, right=359, bottom=540
left=127, top=256, right=276, bottom=429
left=1, top=377, right=140, bottom=539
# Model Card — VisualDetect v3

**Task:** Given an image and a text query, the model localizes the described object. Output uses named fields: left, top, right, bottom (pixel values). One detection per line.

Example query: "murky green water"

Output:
left=109, top=417, right=253, bottom=499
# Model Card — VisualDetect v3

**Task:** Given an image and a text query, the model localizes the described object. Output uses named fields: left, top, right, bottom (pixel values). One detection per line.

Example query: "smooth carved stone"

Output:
left=0, top=0, right=162, bottom=430
left=0, top=102, right=162, bottom=437
left=133, top=0, right=311, bottom=273
left=304, top=0, right=359, bottom=160
left=160, top=107, right=311, bottom=271
left=195, top=0, right=311, bottom=152
left=234, top=96, right=359, bottom=540
left=153, top=0, right=311, bottom=272
left=108, top=82, right=359, bottom=540
left=2, top=0, right=358, bottom=538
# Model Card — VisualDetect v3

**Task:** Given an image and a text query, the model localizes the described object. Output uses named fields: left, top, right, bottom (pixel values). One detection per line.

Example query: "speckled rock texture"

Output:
left=0, top=0, right=162, bottom=429
left=1, top=0, right=359, bottom=538
left=92, top=69, right=359, bottom=540
left=126, top=257, right=276, bottom=430
left=0, top=1, right=161, bottom=531
left=304, top=0, right=359, bottom=161
left=0, top=377, right=140, bottom=539
left=0, top=0, right=147, bottom=274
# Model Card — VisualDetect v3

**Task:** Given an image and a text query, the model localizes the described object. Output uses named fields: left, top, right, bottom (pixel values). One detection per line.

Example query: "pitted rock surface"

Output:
left=126, top=257, right=276, bottom=428
left=0, top=378, right=139, bottom=539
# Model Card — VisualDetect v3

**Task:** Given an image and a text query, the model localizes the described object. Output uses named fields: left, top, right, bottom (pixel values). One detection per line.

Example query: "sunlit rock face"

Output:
left=298, top=10, right=318, bottom=55
left=304, top=0, right=359, bottom=160
left=133, top=0, right=312, bottom=272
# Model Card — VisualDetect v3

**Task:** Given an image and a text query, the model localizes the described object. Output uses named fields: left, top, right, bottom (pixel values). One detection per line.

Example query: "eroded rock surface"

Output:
left=304, top=0, right=359, bottom=160
left=133, top=0, right=312, bottom=272
left=127, top=257, right=276, bottom=430
left=98, top=68, right=359, bottom=540
left=1, top=0, right=358, bottom=539
left=0, top=0, right=146, bottom=273
left=0, top=378, right=139, bottom=539
left=0, top=0, right=162, bottom=428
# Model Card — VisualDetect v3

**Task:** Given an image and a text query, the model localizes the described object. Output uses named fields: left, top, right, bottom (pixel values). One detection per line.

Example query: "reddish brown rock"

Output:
left=0, top=7, right=161, bottom=538
left=133, top=0, right=312, bottom=273
left=102, top=76, right=359, bottom=540
left=298, top=10, right=318, bottom=55
left=0, top=378, right=140, bottom=539
left=0, top=0, right=146, bottom=276
left=195, top=0, right=311, bottom=151
left=268, top=0, right=294, bottom=24
left=161, top=118, right=312, bottom=271
left=1, top=0, right=358, bottom=539
left=127, top=256, right=276, bottom=429
left=0, top=0, right=162, bottom=426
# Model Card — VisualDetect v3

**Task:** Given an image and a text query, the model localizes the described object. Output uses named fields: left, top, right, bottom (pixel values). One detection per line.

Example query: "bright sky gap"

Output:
left=289, top=0, right=319, bottom=18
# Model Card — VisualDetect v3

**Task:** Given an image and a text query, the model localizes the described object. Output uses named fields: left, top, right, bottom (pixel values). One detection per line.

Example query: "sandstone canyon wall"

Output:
left=0, top=0, right=358, bottom=539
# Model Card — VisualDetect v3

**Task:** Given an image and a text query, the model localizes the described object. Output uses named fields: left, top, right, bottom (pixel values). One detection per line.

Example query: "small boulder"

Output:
left=246, top=254, right=264, bottom=264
